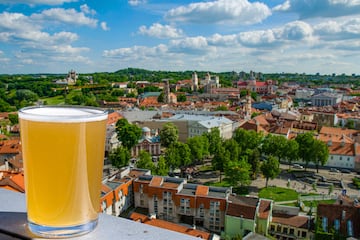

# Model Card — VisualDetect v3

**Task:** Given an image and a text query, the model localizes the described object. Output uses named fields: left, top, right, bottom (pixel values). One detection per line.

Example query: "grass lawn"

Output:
left=259, top=186, right=299, bottom=202
left=41, top=95, right=65, bottom=105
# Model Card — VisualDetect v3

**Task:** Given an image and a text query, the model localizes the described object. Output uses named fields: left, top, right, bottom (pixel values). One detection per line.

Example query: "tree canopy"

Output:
left=159, top=122, right=179, bottom=148
left=116, top=118, right=142, bottom=150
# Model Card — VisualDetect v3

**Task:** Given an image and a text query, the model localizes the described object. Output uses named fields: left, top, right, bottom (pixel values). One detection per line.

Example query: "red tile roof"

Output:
left=150, top=176, right=163, bottom=187
left=0, top=171, right=25, bottom=193
left=258, top=200, right=271, bottom=219
left=130, top=212, right=211, bottom=239
left=107, top=112, right=123, bottom=125
left=271, top=213, right=309, bottom=229
left=195, top=185, right=209, bottom=196
left=0, top=139, right=21, bottom=154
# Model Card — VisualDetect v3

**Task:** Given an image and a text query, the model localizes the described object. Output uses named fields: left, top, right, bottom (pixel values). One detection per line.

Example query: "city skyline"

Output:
left=0, top=0, right=360, bottom=75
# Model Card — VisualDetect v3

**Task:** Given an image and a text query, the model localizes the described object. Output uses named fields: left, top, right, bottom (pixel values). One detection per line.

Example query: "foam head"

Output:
left=19, top=106, right=108, bottom=122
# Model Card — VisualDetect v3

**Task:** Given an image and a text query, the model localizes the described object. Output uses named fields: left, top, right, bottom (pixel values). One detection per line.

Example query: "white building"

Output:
left=311, top=92, right=343, bottom=107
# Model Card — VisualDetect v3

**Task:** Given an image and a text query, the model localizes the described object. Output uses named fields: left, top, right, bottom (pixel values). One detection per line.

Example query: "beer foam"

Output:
left=19, top=106, right=108, bottom=122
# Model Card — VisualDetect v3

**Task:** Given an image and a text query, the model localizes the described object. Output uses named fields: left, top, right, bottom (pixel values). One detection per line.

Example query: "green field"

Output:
left=40, top=95, right=65, bottom=105
left=259, top=186, right=299, bottom=202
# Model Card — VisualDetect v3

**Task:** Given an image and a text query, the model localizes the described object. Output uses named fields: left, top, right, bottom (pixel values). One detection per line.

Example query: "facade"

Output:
left=132, top=127, right=161, bottom=157
left=133, top=175, right=231, bottom=234
left=268, top=205, right=312, bottom=240
left=311, top=92, right=343, bottom=107
left=317, top=201, right=360, bottom=239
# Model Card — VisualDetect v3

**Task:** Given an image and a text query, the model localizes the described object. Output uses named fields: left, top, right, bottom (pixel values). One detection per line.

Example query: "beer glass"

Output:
left=19, top=106, right=108, bottom=238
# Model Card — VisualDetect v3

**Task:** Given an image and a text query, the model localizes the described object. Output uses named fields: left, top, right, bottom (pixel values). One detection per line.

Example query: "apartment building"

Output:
left=133, top=175, right=231, bottom=234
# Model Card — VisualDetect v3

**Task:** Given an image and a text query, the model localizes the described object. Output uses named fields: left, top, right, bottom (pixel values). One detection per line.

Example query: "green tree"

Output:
left=204, top=128, right=222, bottom=155
left=157, top=92, right=164, bottom=103
left=212, top=144, right=229, bottom=182
left=261, top=156, right=281, bottom=187
left=159, top=122, right=179, bottom=148
left=8, top=113, right=19, bottom=125
left=246, top=148, right=261, bottom=179
left=312, top=139, right=329, bottom=173
left=175, top=141, right=192, bottom=167
left=262, top=134, right=287, bottom=162
left=295, top=132, right=315, bottom=170
left=154, top=156, right=169, bottom=176
left=136, top=150, right=155, bottom=171
left=116, top=118, right=142, bottom=150
left=224, top=159, right=251, bottom=187
left=176, top=94, right=187, bottom=102
left=109, top=146, right=130, bottom=169
left=187, top=135, right=209, bottom=163
left=233, top=128, right=263, bottom=153
left=283, top=139, right=299, bottom=169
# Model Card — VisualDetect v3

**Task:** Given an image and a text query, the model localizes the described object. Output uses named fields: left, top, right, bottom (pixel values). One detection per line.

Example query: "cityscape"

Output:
left=1, top=0, right=360, bottom=240
left=1, top=68, right=360, bottom=239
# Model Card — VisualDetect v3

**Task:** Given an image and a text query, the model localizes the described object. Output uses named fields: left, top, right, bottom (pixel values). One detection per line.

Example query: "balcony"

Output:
left=0, top=189, right=197, bottom=239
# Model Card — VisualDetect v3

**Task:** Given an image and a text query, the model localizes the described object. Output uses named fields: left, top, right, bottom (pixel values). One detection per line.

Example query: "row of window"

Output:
left=270, top=224, right=307, bottom=238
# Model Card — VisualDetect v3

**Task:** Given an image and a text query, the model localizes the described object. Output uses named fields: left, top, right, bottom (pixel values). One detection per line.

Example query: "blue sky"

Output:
left=0, top=0, right=360, bottom=75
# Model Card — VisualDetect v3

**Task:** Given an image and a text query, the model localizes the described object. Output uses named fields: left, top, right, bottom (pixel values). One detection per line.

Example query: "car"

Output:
left=330, top=168, right=340, bottom=173
left=340, top=169, right=351, bottom=174
left=292, top=164, right=303, bottom=169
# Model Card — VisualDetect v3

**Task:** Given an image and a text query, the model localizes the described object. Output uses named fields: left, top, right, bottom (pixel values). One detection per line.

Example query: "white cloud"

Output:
left=80, top=4, right=96, bottom=15
left=31, top=8, right=98, bottom=27
left=274, top=0, right=360, bottom=18
left=138, top=23, right=183, bottom=39
left=169, top=36, right=210, bottom=54
left=208, top=33, right=238, bottom=46
left=128, top=0, right=147, bottom=6
left=165, top=0, right=271, bottom=25
left=101, top=22, right=110, bottom=31
left=314, top=18, right=360, bottom=40
left=103, top=44, right=168, bottom=59
left=0, top=0, right=77, bottom=5
left=281, top=21, right=314, bottom=41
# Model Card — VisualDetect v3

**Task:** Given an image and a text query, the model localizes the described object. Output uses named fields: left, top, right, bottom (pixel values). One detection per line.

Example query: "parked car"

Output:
left=292, top=164, right=303, bottom=169
left=340, top=169, right=351, bottom=174
left=330, top=168, right=340, bottom=173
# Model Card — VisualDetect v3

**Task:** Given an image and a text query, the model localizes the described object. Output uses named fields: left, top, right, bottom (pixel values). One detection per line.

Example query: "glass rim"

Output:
left=18, top=105, right=108, bottom=123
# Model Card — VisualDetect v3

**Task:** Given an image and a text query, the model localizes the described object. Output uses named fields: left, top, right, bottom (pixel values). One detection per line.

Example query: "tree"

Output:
left=224, top=159, right=251, bottom=187
left=177, top=94, right=187, bottom=102
left=164, top=142, right=191, bottom=171
left=246, top=148, right=261, bottom=179
left=136, top=150, right=155, bottom=171
left=212, top=144, right=229, bottom=182
left=283, top=139, right=299, bottom=169
left=261, top=156, right=281, bottom=187
left=204, top=128, right=222, bottom=155
left=312, top=139, right=329, bottom=173
left=154, top=156, right=169, bottom=176
left=295, top=132, right=315, bottom=170
left=262, top=134, right=287, bottom=162
left=116, top=118, right=142, bottom=150
left=187, top=135, right=209, bottom=163
left=159, top=122, right=179, bottom=148
left=8, top=113, right=19, bottom=125
left=109, top=146, right=130, bottom=169
left=157, top=92, right=164, bottom=103
left=233, top=128, right=263, bottom=153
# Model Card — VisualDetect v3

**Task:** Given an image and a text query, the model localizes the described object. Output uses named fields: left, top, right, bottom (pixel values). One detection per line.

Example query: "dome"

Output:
left=142, top=127, right=151, bottom=133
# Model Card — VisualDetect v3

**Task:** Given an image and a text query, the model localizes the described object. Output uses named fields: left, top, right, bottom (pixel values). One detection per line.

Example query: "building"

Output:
left=268, top=205, right=312, bottom=240
left=224, top=195, right=273, bottom=239
left=317, top=200, right=360, bottom=239
left=311, top=92, right=343, bottom=107
left=133, top=175, right=231, bottom=234
left=132, top=127, right=161, bottom=157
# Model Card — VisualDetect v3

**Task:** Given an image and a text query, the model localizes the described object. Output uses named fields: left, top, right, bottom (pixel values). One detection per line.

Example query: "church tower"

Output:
left=163, top=79, right=171, bottom=104
left=192, top=72, right=198, bottom=91
left=244, top=90, right=252, bottom=120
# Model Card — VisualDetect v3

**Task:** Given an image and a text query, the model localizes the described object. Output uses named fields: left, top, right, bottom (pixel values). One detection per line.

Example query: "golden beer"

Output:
left=19, top=106, right=107, bottom=238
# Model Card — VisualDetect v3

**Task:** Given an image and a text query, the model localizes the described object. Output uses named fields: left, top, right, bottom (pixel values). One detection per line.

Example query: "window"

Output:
left=322, top=217, right=328, bottom=232
left=289, top=228, right=294, bottom=235
left=340, top=156, right=343, bottom=160
left=347, top=220, right=353, bottom=237
left=270, top=225, right=275, bottom=232
left=334, top=219, right=340, bottom=231
left=283, top=227, right=288, bottom=234
left=302, top=231, right=307, bottom=238
left=277, top=225, right=281, bottom=232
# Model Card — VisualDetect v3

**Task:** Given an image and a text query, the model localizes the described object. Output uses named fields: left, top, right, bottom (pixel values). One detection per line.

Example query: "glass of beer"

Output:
left=19, top=106, right=108, bottom=238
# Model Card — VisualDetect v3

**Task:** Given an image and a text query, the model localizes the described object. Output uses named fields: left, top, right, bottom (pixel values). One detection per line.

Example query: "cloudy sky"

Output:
left=0, top=0, right=360, bottom=75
